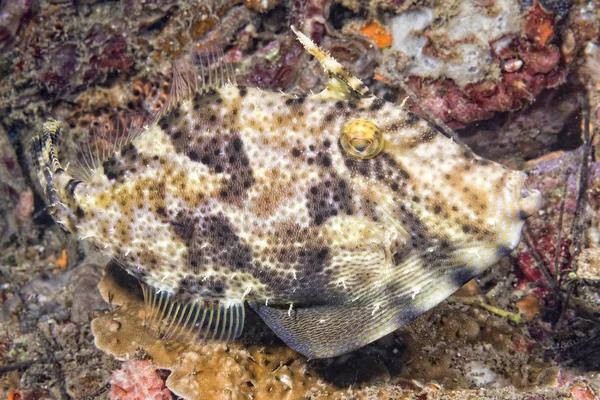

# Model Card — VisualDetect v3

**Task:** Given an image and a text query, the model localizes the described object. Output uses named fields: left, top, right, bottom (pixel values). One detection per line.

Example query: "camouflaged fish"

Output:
left=31, top=27, right=542, bottom=359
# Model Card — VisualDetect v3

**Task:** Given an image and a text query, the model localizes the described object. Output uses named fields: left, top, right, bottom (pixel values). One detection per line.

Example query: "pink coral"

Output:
left=110, top=360, right=173, bottom=400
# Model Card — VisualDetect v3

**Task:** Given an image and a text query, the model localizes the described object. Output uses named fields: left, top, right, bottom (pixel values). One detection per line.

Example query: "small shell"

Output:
left=340, top=119, right=384, bottom=159
left=561, top=29, right=575, bottom=58
left=502, top=58, right=524, bottom=73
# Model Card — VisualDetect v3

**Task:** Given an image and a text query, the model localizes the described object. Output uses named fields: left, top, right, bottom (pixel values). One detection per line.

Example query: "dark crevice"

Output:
left=146, top=12, right=172, bottom=33
left=549, top=108, right=584, bottom=153
left=328, top=3, right=356, bottom=30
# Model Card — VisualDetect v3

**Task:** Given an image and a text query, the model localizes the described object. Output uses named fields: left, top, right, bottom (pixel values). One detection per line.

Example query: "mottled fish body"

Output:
left=32, top=27, right=541, bottom=358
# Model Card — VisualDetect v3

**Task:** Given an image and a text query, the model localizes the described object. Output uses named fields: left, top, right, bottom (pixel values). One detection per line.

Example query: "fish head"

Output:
left=326, top=95, right=543, bottom=273
left=288, top=25, right=542, bottom=279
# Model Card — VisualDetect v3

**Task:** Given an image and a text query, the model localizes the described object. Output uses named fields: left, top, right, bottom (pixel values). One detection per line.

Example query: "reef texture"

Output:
left=109, top=360, right=172, bottom=400
left=376, top=0, right=571, bottom=128
left=1, top=0, right=600, bottom=399
left=92, top=265, right=350, bottom=400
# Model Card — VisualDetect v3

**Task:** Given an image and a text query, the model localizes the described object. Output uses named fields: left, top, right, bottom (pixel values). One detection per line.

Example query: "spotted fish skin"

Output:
left=33, top=28, right=541, bottom=358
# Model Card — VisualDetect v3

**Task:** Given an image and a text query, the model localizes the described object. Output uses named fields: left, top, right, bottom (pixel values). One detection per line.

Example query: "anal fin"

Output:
left=142, top=284, right=245, bottom=343
left=249, top=300, right=418, bottom=359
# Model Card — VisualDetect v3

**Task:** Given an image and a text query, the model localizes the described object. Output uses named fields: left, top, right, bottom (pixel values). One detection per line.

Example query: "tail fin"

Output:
left=31, top=119, right=65, bottom=216
left=31, top=120, right=83, bottom=233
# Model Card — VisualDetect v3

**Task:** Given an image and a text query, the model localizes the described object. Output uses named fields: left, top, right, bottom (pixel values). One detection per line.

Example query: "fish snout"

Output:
left=518, top=187, right=542, bottom=219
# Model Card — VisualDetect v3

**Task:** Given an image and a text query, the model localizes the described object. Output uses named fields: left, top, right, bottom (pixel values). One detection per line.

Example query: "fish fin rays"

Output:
left=291, top=25, right=369, bottom=100
left=142, top=283, right=244, bottom=343
left=250, top=300, right=414, bottom=359
left=249, top=254, right=482, bottom=358
left=32, top=114, right=149, bottom=185
left=70, top=114, right=147, bottom=182
left=161, top=46, right=236, bottom=117
left=30, top=120, right=65, bottom=214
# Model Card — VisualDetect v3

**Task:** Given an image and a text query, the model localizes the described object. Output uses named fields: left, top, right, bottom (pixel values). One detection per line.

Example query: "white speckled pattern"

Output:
left=33, top=28, right=541, bottom=358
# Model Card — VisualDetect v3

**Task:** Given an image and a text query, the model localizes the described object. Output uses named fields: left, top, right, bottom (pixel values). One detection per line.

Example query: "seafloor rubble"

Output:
left=1, top=0, right=600, bottom=399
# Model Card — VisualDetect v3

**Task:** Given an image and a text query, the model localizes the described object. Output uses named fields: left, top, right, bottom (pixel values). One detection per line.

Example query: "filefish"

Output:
left=31, top=26, right=542, bottom=359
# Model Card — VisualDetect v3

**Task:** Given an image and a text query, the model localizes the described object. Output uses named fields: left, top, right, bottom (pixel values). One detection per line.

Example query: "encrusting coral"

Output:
left=109, top=360, right=172, bottom=400
left=376, top=0, right=573, bottom=127
left=92, top=263, right=353, bottom=400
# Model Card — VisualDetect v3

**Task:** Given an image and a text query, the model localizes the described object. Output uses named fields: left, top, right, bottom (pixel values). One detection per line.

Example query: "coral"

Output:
left=67, top=263, right=106, bottom=324
left=236, top=34, right=306, bottom=89
left=576, top=247, right=600, bottom=281
left=570, top=382, right=599, bottom=400
left=394, top=304, right=555, bottom=388
left=351, top=20, right=393, bottom=48
left=507, top=142, right=600, bottom=371
left=109, top=360, right=172, bottom=400
left=457, top=84, right=583, bottom=165
left=90, top=263, right=594, bottom=399
left=4, top=388, right=54, bottom=400
left=376, top=0, right=572, bottom=127
left=389, top=1, right=520, bottom=88
left=91, top=264, right=352, bottom=400
left=244, top=0, right=281, bottom=13
left=516, top=295, right=542, bottom=322
left=48, top=250, right=68, bottom=270
left=2, top=1, right=264, bottom=99
left=0, top=0, right=337, bottom=175
left=20, top=271, right=71, bottom=319
left=12, top=189, right=34, bottom=228
left=321, top=32, right=380, bottom=84
left=513, top=148, right=600, bottom=302
left=0, top=124, right=35, bottom=246
left=0, top=240, right=119, bottom=399
left=1, top=0, right=599, bottom=398
left=234, top=0, right=333, bottom=89
left=28, top=12, right=135, bottom=96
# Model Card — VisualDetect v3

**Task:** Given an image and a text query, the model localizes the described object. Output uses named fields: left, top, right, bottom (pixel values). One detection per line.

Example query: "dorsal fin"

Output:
left=162, top=46, right=236, bottom=117
left=291, top=25, right=369, bottom=100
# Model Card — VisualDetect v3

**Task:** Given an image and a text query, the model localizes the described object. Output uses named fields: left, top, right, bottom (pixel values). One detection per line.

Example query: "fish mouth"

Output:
left=518, top=186, right=542, bottom=219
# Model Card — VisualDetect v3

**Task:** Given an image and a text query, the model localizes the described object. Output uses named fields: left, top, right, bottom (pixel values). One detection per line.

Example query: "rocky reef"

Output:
left=1, top=0, right=600, bottom=399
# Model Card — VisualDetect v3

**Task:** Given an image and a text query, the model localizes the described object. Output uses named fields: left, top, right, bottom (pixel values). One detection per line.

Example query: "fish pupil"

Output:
left=350, top=138, right=372, bottom=152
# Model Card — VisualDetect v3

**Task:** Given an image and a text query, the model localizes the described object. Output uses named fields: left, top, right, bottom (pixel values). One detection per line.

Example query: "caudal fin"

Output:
left=30, top=119, right=65, bottom=215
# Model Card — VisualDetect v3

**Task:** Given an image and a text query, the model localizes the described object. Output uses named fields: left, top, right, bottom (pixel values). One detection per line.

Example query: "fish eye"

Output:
left=340, top=119, right=384, bottom=159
